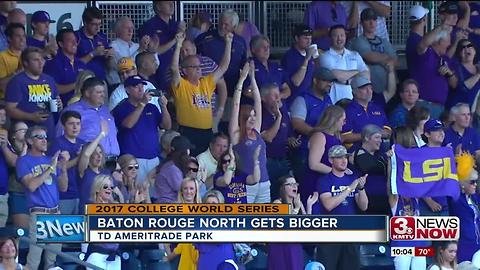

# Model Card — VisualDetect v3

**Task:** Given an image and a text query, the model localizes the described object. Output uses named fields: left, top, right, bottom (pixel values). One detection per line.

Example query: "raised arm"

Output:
left=22, top=151, right=60, bottom=193
left=78, top=120, right=108, bottom=177
left=158, top=95, right=172, bottom=130
left=170, top=32, right=186, bottom=89
left=366, top=1, right=391, bottom=17
left=249, top=61, right=262, bottom=131
left=213, top=33, right=233, bottom=83
left=246, top=145, right=261, bottom=185
left=417, top=25, right=451, bottom=55
left=291, top=49, right=313, bottom=87
left=261, top=103, right=282, bottom=143
left=229, top=63, right=250, bottom=145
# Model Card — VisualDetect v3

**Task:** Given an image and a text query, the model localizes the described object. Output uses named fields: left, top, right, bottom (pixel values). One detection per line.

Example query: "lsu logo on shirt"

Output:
left=28, top=84, right=52, bottom=103
left=32, top=164, right=53, bottom=185
left=192, top=93, right=210, bottom=109
left=330, top=185, right=355, bottom=197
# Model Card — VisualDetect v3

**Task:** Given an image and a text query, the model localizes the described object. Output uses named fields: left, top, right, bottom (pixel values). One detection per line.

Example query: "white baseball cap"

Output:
left=409, top=5, right=429, bottom=21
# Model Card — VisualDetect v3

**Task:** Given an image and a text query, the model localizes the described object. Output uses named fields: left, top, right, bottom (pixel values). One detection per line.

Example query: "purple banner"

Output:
left=390, top=144, right=460, bottom=199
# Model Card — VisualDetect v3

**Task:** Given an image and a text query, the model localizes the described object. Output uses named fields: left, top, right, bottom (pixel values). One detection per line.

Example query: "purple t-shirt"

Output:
left=75, top=28, right=109, bottom=80
left=0, top=148, right=8, bottom=195
left=260, top=105, right=292, bottom=159
left=139, top=16, right=179, bottom=90
left=281, top=47, right=315, bottom=107
left=44, top=50, right=87, bottom=105
left=195, top=29, right=247, bottom=96
left=233, top=129, right=269, bottom=182
left=26, top=36, right=46, bottom=49
left=5, top=72, right=58, bottom=138
left=304, top=1, right=348, bottom=50
left=213, top=171, right=248, bottom=204
left=112, top=101, right=162, bottom=159
left=317, top=172, right=358, bottom=215
left=195, top=243, right=235, bottom=270
left=412, top=47, right=451, bottom=104
left=16, top=153, right=60, bottom=208
left=155, top=161, right=183, bottom=203
left=405, top=31, right=422, bottom=77
left=48, top=136, right=85, bottom=200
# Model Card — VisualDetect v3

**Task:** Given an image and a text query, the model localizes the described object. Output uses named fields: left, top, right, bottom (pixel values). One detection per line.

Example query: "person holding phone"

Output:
left=112, top=75, right=171, bottom=184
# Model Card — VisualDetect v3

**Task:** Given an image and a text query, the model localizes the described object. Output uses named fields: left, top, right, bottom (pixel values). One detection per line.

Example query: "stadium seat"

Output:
left=359, top=244, right=394, bottom=269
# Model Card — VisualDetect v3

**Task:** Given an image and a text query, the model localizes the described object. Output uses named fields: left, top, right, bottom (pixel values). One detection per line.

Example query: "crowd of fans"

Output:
left=1, top=0, right=480, bottom=269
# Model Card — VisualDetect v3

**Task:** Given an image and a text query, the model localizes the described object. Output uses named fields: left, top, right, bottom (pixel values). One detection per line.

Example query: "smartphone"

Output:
left=146, top=88, right=163, bottom=97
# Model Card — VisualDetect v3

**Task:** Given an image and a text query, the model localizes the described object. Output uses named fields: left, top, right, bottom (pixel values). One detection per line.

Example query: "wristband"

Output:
left=100, top=131, right=106, bottom=137
left=346, top=187, right=353, bottom=193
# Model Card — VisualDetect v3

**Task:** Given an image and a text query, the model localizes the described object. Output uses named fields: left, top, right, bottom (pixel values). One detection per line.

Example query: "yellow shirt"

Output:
left=173, top=243, right=199, bottom=270
left=0, top=49, right=20, bottom=98
left=173, top=74, right=215, bottom=129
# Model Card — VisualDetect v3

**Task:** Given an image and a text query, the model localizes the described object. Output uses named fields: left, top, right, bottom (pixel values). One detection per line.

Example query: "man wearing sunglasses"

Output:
left=112, top=75, right=171, bottom=184
left=16, top=125, right=69, bottom=270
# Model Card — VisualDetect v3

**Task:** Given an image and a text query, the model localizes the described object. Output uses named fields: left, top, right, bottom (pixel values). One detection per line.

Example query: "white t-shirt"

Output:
left=429, top=265, right=453, bottom=270
left=319, top=47, right=369, bottom=103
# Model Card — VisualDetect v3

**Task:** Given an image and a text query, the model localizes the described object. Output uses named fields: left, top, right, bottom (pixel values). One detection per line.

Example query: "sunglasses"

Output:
left=103, top=185, right=114, bottom=190
left=469, top=180, right=477, bottom=185
left=32, top=134, right=48, bottom=140
left=222, top=159, right=231, bottom=164
left=189, top=167, right=199, bottom=173
left=461, top=43, right=474, bottom=49
left=284, top=182, right=299, bottom=187
left=126, top=164, right=139, bottom=171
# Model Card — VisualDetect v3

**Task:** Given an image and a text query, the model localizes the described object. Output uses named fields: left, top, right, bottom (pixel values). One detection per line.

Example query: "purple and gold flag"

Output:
left=390, top=144, right=460, bottom=199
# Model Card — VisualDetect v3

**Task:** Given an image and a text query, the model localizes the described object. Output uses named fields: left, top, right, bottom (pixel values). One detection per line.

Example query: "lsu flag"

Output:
left=390, top=144, right=460, bottom=199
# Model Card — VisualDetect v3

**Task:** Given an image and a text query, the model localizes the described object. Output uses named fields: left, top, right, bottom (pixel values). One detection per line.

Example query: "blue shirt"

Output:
left=16, top=153, right=61, bottom=208
left=281, top=47, right=315, bottom=107
left=139, top=16, right=179, bottom=90
left=443, top=126, right=480, bottom=155
left=48, top=136, right=85, bottom=200
left=75, top=27, right=109, bottom=80
left=389, top=104, right=409, bottom=128
left=57, top=99, right=120, bottom=157
left=44, top=50, right=87, bottom=105
left=112, top=100, right=162, bottom=159
left=253, top=57, right=288, bottom=89
left=317, top=172, right=358, bottom=215
left=196, top=29, right=247, bottom=96
left=0, top=149, right=8, bottom=195
left=342, top=100, right=390, bottom=151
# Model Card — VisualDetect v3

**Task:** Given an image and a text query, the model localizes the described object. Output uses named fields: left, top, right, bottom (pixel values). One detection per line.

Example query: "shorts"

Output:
left=8, top=191, right=28, bottom=215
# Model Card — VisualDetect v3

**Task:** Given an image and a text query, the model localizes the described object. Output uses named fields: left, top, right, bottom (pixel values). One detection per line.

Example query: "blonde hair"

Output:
left=177, top=177, right=202, bottom=203
left=202, top=190, right=225, bottom=203
left=90, top=174, right=113, bottom=203
left=68, top=70, right=96, bottom=105
left=117, top=154, right=136, bottom=171
left=311, top=105, right=345, bottom=137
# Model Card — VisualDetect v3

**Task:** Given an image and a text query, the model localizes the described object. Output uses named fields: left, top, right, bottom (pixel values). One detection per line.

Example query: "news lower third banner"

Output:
left=35, top=205, right=388, bottom=243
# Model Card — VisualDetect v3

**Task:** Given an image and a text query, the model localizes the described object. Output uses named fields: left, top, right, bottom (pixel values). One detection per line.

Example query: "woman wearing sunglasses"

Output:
left=448, top=153, right=480, bottom=263
left=213, top=144, right=260, bottom=204
left=85, top=174, right=121, bottom=270
left=452, top=39, right=480, bottom=109
left=78, top=121, right=112, bottom=213
left=113, top=154, right=150, bottom=203
left=268, top=175, right=318, bottom=270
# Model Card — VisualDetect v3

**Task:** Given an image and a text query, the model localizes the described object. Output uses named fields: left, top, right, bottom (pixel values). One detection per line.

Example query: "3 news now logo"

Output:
left=390, top=216, right=459, bottom=241
left=36, top=215, right=86, bottom=243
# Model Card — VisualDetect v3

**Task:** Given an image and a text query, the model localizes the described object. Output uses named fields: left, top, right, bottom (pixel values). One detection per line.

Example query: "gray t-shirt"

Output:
left=349, top=35, right=396, bottom=94
left=289, top=96, right=307, bottom=120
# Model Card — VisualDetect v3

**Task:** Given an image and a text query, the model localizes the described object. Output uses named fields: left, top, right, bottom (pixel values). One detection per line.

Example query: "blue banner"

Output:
left=36, top=215, right=86, bottom=243
left=390, top=144, right=460, bottom=199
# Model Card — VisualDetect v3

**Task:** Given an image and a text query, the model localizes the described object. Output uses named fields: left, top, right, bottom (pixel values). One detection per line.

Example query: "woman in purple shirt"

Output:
left=304, top=105, right=347, bottom=213
left=230, top=61, right=270, bottom=203
left=214, top=144, right=260, bottom=204
left=450, top=39, right=480, bottom=108
left=77, top=120, right=112, bottom=213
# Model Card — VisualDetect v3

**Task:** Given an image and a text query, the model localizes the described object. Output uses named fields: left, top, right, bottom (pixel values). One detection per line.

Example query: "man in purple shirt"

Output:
left=415, top=24, right=458, bottom=119
left=57, top=77, right=120, bottom=157
left=281, top=24, right=315, bottom=107
left=304, top=1, right=348, bottom=51
left=5, top=47, right=62, bottom=139
left=195, top=9, right=247, bottom=132
left=17, top=126, right=69, bottom=270
left=112, top=75, right=171, bottom=183
left=406, top=5, right=429, bottom=77
left=48, top=110, right=85, bottom=215
left=75, top=7, right=114, bottom=81
left=27, top=11, right=57, bottom=59
left=316, top=145, right=367, bottom=270
left=260, top=84, right=294, bottom=200
left=44, top=28, right=87, bottom=105
left=139, top=1, right=185, bottom=91
left=341, top=76, right=391, bottom=153
left=443, top=103, right=480, bottom=159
